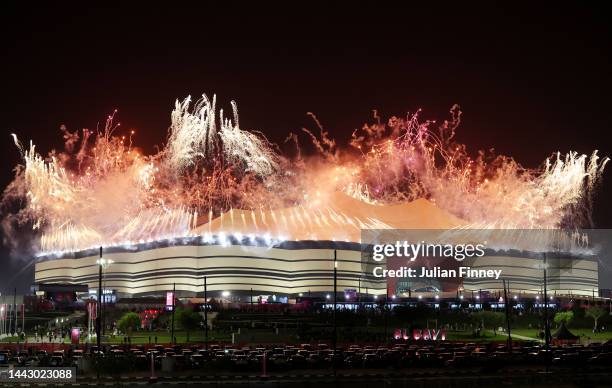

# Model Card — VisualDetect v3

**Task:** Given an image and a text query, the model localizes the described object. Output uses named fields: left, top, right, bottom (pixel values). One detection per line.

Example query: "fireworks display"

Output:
left=3, top=95, right=609, bottom=255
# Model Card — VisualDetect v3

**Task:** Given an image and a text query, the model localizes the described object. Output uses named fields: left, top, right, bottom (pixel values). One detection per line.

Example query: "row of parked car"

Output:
left=2, top=341, right=612, bottom=372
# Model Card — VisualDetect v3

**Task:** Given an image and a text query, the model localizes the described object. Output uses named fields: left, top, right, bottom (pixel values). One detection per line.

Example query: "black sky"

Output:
left=1, top=3, right=611, bottom=293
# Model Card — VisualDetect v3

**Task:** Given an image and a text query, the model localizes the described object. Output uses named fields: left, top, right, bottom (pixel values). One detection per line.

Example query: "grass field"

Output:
left=0, top=330, right=231, bottom=345
left=511, top=328, right=612, bottom=342
left=101, top=330, right=232, bottom=344
left=3, top=327, right=611, bottom=345
left=445, top=331, right=508, bottom=342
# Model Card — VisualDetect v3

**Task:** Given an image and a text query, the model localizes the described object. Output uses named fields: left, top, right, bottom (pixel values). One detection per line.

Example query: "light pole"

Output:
left=358, top=276, right=361, bottom=305
left=12, top=288, right=16, bottom=336
left=333, top=249, right=337, bottom=374
left=171, top=283, right=176, bottom=344
left=541, top=255, right=551, bottom=374
left=203, top=276, right=208, bottom=350
left=96, top=247, right=102, bottom=349
left=333, top=250, right=337, bottom=348
left=384, top=284, right=388, bottom=343
left=503, top=279, right=512, bottom=353
left=543, top=256, right=550, bottom=349
left=96, top=247, right=113, bottom=348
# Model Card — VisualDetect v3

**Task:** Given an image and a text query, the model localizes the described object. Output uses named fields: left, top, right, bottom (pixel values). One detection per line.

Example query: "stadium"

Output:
left=34, top=192, right=599, bottom=300
left=8, top=92, right=602, bottom=304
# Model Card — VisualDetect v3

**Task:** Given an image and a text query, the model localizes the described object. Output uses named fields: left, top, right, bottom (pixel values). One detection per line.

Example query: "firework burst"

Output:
left=3, top=95, right=608, bottom=255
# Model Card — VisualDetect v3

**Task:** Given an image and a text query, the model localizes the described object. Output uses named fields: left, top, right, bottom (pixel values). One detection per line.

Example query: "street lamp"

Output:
left=95, top=247, right=113, bottom=349
left=535, top=259, right=551, bottom=353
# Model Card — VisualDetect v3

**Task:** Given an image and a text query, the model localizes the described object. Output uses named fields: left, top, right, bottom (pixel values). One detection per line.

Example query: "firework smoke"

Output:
left=2, top=95, right=609, bottom=255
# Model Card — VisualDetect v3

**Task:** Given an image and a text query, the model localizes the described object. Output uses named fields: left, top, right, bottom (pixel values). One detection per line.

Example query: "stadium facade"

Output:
left=34, top=193, right=599, bottom=299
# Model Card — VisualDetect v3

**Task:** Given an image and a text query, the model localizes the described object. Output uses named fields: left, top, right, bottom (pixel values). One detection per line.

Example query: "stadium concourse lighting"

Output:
left=96, top=258, right=114, bottom=267
left=373, top=295, right=378, bottom=300
left=418, top=295, right=422, bottom=300
left=326, top=294, right=330, bottom=299
left=222, top=291, right=230, bottom=297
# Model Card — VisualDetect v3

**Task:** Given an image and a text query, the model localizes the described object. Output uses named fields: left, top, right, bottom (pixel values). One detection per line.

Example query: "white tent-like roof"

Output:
left=193, top=192, right=466, bottom=242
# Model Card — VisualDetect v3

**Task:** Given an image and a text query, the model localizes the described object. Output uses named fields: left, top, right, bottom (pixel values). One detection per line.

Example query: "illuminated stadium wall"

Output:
left=34, top=241, right=598, bottom=298
left=462, top=255, right=599, bottom=296
left=34, top=241, right=381, bottom=297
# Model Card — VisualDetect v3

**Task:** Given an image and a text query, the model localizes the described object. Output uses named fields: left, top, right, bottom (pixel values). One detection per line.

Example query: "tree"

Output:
left=117, top=312, right=141, bottom=336
left=553, top=311, right=574, bottom=327
left=585, top=306, right=607, bottom=332
left=472, top=311, right=505, bottom=335
left=175, top=307, right=202, bottom=342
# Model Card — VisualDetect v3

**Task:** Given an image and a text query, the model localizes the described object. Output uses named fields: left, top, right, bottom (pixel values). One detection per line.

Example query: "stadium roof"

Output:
left=193, top=192, right=466, bottom=243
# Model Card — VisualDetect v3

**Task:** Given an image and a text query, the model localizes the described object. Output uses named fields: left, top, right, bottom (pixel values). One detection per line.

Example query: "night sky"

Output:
left=1, top=3, right=611, bottom=293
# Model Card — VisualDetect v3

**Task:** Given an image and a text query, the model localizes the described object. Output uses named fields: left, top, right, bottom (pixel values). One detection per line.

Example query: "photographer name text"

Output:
left=372, top=266, right=502, bottom=279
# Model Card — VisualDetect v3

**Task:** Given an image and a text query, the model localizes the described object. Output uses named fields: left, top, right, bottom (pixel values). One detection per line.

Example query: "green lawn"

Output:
left=82, top=330, right=233, bottom=345
left=1, top=331, right=231, bottom=345
left=445, top=331, right=509, bottom=342
left=512, top=328, right=612, bottom=342
left=6, top=327, right=610, bottom=345
left=102, top=330, right=231, bottom=344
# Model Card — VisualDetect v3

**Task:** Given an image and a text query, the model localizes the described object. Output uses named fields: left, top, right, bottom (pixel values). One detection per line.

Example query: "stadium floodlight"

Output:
left=96, top=258, right=114, bottom=268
